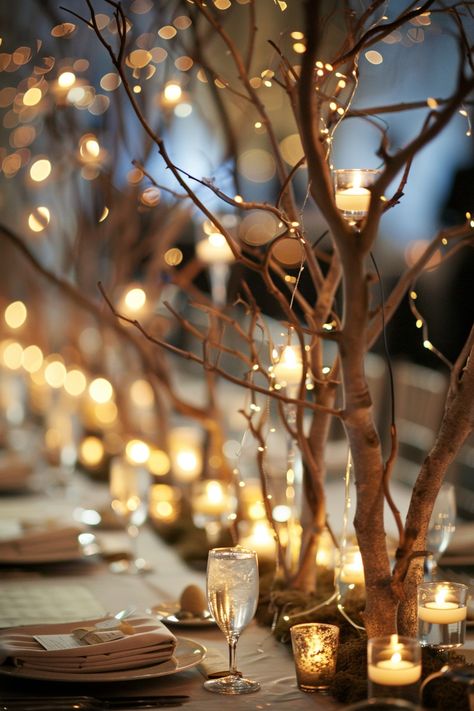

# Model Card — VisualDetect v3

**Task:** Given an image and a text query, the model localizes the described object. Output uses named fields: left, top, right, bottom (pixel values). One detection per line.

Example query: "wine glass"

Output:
left=109, top=456, right=151, bottom=574
left=204, top=547, right=260, bottom=695
left=425, top=482, right=457, bottom=579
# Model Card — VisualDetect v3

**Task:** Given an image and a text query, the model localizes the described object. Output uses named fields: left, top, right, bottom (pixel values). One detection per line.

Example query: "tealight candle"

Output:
left=368, top=635, right=421, bottom=702
left=192, top=479, right=230, bottom=517
left=337, top=545, right=365, bottom=586
left=418, top=581, right=467, bottom=648
left=333, top=169, right=379, bottom=223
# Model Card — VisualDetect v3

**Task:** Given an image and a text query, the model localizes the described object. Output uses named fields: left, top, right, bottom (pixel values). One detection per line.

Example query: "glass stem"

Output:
left=127, top=522, right=140, bottom=563
left=228, top=639, right=238, bottom=677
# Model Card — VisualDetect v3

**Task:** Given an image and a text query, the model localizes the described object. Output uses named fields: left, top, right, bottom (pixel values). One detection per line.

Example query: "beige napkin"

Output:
left=0, top=523, right=84, bottom=563
left=0, top=453, right=33, bottom=492
left=0, top=612, right=177, bottom=673
left=197, top=647, right=228, bottom=678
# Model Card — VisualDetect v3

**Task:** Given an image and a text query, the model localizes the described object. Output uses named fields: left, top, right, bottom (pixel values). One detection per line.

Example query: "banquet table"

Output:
left=0, top=470, right=343, bottom=711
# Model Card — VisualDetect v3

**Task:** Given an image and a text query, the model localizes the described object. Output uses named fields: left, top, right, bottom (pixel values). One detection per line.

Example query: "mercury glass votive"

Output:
left=417, top=581, right=467, bottom=648
left=367, top=635, right=421, bottom=704
left=290, top=622, right=339, bottom=693
left=334, top=169, right=379, bottom=225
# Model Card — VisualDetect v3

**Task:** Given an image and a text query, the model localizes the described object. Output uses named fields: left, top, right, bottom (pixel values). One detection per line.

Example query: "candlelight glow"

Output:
left=79, top=436, right=105, bottom=466
left=124, top=287, right=146, bottom=311
left=44, top=359, right=67, bottom=388
left=4, top=301, right=27, bottom=329
left=126, top=438, right=150, bottom=464
left=435, top=587, right=449, bottom=606
left=30, top=159, right=51, bottom=182
left=163, top=82, right=182, bottom=102
left=2, top=341, right=23, bottom=370
left=130, top=379, right=154, bottom=408
left=148, top=448, right=171, bottom=476
left=64, top=368, right=87, bottom=396
left=22, top=344, right=43, bottom=373
left=88, top=377, right=113, bottom=403
left=28, top=206, right=50, bottom=232
left=58, top=71, right=76, bottom=88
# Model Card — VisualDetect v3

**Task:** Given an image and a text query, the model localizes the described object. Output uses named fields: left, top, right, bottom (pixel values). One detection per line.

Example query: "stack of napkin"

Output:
left=0, top=612, right=177, bottom=673
left=0, top=522, right=85, bottom=563
left=0, top=453, right=33, bottom=492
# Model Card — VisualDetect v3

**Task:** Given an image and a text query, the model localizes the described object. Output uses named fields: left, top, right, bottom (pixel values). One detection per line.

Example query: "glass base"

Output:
left=109, top=557, right=152, bottom=575
left=204, top=674, right=260, bottom=695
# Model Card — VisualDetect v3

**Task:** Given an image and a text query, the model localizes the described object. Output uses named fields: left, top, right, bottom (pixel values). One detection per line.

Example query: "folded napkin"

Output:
left=0, top=522, right=85, bottom=563
left=0, top=612, right=177, bottom=673
left=0, top=453, right=33, bottom=492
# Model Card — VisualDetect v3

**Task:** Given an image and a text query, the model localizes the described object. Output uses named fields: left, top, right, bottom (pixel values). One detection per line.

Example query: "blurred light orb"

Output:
left=280, top=133, right=304, bottom=167
left=272, top=504, right=292, bottom=523
left=94, top=401, right=117, bottom=425
left=22, top=344, right=43, bottom=373
left=44, top=359, right=67, bottom=388
left=89, top=377, right=113, bottom=404
left=28, top=206, right=50, bottom=232
left=4, top=300, right=27, bottom=329
left=126, top=438, right=150, bottom=464
left=238, top=149, right=275, bottom=183
left=64, top=368, right=87, bottom=397
left=163, top=82, right=182, bottom=102
left=23, top=87, right=42, bottom=106
left=124, top=287, right=146, bottom=311
left=239, top=210, right=278, bottom=246
left=164, top=247, right=183, bottom=266
left=79, top=436, right=104, bottom=467
left=130, top=379, right=154, bottom=407
left=2, top=341, right=23, bottom=370
left=148, top=449, right=171, bottom=476
left=58, top=71, right=76, bottom=88
left=127, top=49, right=152, bottom=68
left=174, top=103, right=192, bottom=118
left=30, top=158, right=51, bottom=182
left=140, top=186, right=161, bottom=206
left=79, top=136, right=100, bottom=160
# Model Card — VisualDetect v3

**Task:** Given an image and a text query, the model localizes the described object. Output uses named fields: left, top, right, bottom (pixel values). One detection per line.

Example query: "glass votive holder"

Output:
left=333, top=168, right=379, bottom=225
left=367, top=635, right=421, bottom=704
left=290, top=622, right=339, bottom=693
left=417, top=581, right=467, bottom=648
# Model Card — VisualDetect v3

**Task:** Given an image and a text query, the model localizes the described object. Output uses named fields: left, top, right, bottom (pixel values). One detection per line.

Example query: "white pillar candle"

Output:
left=240, top=521, right=276, bottom=558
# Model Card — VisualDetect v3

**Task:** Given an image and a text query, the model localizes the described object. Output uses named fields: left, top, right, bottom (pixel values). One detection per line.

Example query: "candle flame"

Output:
left=390, top=652, right=402, bottom=664
left=435, top=586, right=448, bottom=605
left=280, top=345, right=299, bottom=366
left=353, top=170, right=362, bottom=190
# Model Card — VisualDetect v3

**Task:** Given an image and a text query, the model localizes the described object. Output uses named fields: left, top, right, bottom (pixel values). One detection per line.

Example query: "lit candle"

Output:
left=368, top=635, right=421, bottom=687
left=335, top=170, right=371, bottom=213
left=193, top=480, right=229, bottom=516
left=339, top=547, right=365, bottom=585
left=418, top=585, right=467, bottom=624
left=273, top=345, right=303, bottom=388
left=239, top=521, right=276, bottom=559
left=196, top=232, right=234, bottom=264
left=168, top=426, right=203, bottom=483
left=291, top=623, right=339, bottom=692
left=368, top=653, right=421, bottom=686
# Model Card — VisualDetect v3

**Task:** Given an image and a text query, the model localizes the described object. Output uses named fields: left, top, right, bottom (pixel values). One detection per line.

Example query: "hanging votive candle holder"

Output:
left=291, top=623, right=339, bottom=693
left=334, top=169, right=379, bottom=226
left=368, top=635, right=421, bottom=703
left=336, top=545, right=365, bottom=594
left=417, top=581, right=467, bottom=648
left=272, top=343, right=303, bottom=397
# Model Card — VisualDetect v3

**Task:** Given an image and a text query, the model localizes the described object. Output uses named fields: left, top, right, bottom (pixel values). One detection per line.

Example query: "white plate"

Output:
left=0, top=637, right=206, bottom=682
left=148, top=603, right=216, bottom=628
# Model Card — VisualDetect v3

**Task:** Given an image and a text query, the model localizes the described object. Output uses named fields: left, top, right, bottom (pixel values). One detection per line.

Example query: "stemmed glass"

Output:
left=109, top=456, right=151, bottom=574
left=204, top=547, right=260, bottom=695
left=425, top=483, right=457, bottom=579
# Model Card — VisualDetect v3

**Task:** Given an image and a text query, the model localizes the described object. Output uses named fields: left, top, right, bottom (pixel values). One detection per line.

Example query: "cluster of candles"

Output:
left=290, top=577, right=468, bottom=701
